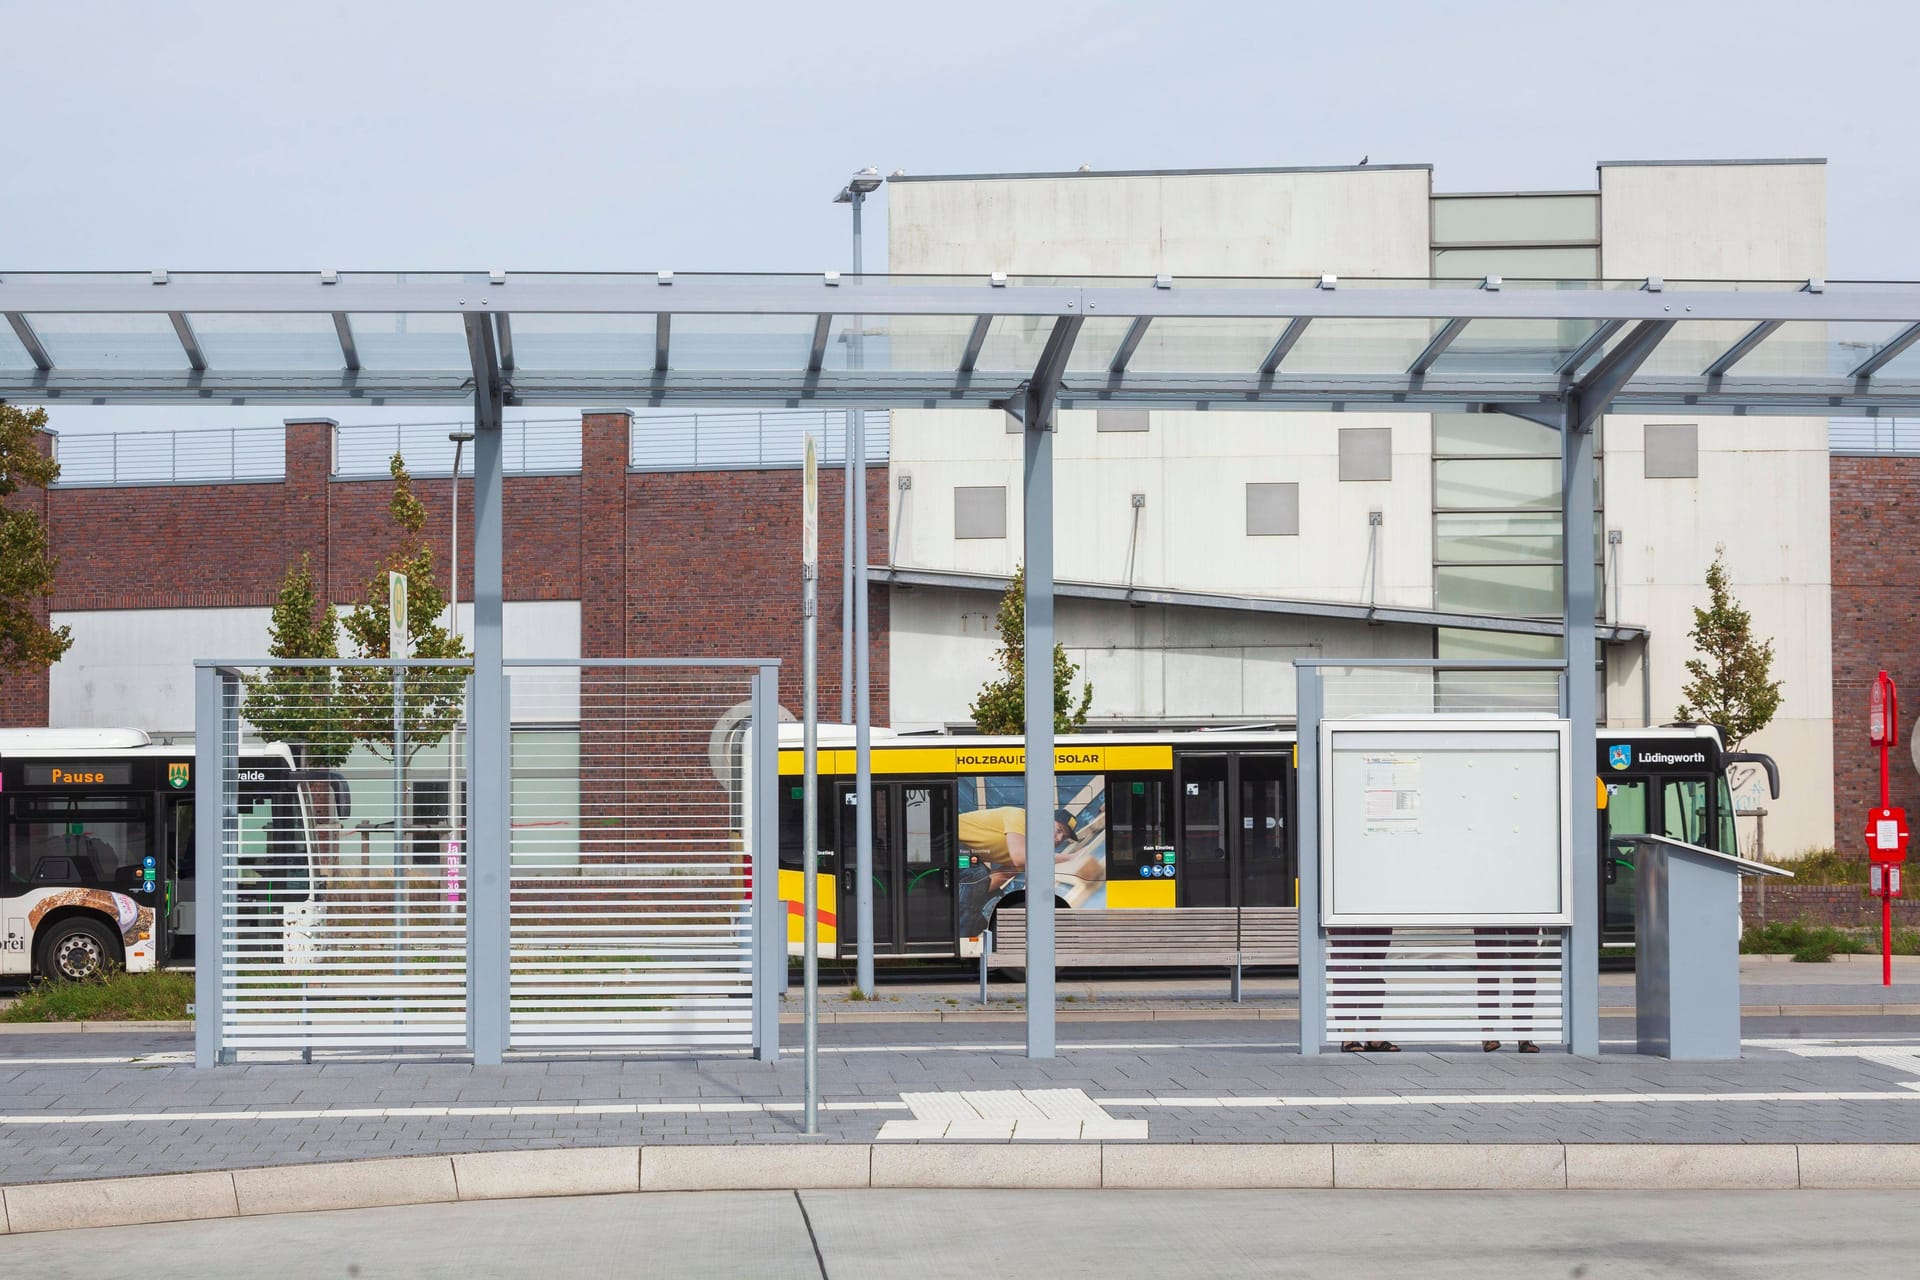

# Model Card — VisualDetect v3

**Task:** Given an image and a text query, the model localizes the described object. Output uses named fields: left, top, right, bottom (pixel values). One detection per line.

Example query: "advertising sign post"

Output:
left=1868, top=671, right=1903, bottom=986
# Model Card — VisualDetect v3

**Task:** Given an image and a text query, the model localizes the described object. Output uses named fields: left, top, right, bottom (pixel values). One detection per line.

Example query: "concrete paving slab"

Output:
left=640, top=1142, right=871, bottom=1190
left=1796, top=1142, right=1920, bottom=1187
left=1334, top=1143, right=1566, bottom=1189
left=1, top=1171, right=237, bottom=1234
left=451, top=1146, right=640, bottom=1199
left=1102, top=1142, right=1333, bottom=1188
left=1564, top=1143, right=1800, bottom=1189
left=233, top=1155, right=457, bottom=1216
left=870, top=1143, right=1102, bottom=1188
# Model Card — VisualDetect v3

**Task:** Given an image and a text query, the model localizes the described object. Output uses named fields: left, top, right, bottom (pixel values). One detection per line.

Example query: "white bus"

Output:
left=0, top=729, right=325, bottom=981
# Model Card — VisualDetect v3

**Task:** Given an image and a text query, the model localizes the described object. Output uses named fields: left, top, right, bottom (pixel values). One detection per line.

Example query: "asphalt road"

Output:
left=5, top=1188, right=1920, bottom=1279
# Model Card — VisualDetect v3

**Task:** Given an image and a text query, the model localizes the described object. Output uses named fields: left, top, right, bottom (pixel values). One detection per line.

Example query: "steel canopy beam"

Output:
left=654, top=314, right=671, bottom=372
left=331, top=313, right=360, bottom=371
left=806, top=314, right=832, bottom=374
left=1555, top=319, right=1626, bottom=377
left=1409, top=317, right=1470, bottom=375
left=168, top=313, right=206, bottom=372
left=957, top=315, right=993, bottom=374
left=5, top=313, right=51, bottom=370
left=1259, top=318, right=1311, bottom=376
left=1108, top=316, right=1153, bottom=374
left=1703, top=320, right=1783, bottom=378
left=1568, top=319, right=1676, bottom=432
left=1853, top=321, right=1920, bottom=380
left=494, top=314, right=515, bottom=373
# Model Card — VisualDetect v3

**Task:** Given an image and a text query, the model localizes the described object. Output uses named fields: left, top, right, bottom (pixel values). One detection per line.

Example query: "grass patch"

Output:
left=1741, top=921, right=1920, bottom=962
left=1772, top=849, right=1870, bottom=886
left=0, top=969, right=195, bottom=1023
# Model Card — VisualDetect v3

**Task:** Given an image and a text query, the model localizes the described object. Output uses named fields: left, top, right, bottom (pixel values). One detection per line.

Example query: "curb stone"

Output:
left=7, top=1142, right=1920, bottom=1235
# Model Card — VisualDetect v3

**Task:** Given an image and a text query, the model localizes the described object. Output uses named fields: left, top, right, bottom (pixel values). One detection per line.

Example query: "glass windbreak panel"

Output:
left=1431, top=247, right=1601, bottom=280
left=7, top=798, right=152, bottom=891
left=1431, top=195, right=1599, bottom=244
left=1281, top=316, right=1443, bottom=375
left=25, top=314, right=189, bottom=370
left=1435, top=563, right=1562, bottom=616
left=1730, top=321, right=1913, bottom=379
left=1435, top=412, right=1560, bottom=457
left=1435, top=511, right=1564, bottom=563
left=0, top=322, right=38, bottom=370
left=867, top=314, right=976, bottom=372
left=188, top=314, right=344, bottom=370
left=508, top=314, right=653, bottom=371
left=1430, top=315, right=1609, bottom=374
left=346, top=313, right=472, bottom=370
left=1433, top=458, right=1562, bottom=510
left=1177, top=755, right=1229, bottom=909
left=1121, top=316, right=1296, bottom=374
left=1435, top=627, right=1563, bottom=659
left=668, top=314, right=817, bottom=371
left=974, top=314, right=1068, bottom=372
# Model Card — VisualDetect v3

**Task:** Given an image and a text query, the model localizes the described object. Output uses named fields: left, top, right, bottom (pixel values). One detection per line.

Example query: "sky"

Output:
left=5, top=0, right=1917, bottom=437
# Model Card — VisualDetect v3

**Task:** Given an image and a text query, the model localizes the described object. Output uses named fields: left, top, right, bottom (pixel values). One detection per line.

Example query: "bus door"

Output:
left=1174, top=752, right=1292, bottom=909
left=165, top=793, right=194, bottom=960
left=835, top=780, right=956, bottom=955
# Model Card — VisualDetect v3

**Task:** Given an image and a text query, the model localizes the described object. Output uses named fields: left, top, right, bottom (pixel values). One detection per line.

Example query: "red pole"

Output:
left=1886, top=893, right=1894, bottom=987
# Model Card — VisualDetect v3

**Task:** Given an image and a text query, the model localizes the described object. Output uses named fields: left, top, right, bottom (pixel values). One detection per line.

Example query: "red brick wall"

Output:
left=1830, top=456, right=1920, bottom=856
left=1743, top=882, right=1920, bottom=930
left=1, top=414, right=888, bottom=728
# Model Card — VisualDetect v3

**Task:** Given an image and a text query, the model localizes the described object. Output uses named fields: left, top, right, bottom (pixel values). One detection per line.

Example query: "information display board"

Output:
left=1321, top=719, right=1571, bottom=925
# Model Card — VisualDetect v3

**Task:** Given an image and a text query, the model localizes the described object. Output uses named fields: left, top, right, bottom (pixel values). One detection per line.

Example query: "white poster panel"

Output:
left=1322, top=720, right=1571, bottom=925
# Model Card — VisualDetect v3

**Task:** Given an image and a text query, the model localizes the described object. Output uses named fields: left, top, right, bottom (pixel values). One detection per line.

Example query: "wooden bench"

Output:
left=981, top=906, right=1299, bottom=1002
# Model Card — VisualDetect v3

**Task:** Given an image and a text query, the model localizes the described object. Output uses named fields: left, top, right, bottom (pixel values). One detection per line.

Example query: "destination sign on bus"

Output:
left=23, top=763, right=134, bottom=787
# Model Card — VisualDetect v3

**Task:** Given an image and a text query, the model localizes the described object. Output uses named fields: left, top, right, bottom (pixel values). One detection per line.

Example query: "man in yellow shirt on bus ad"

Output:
left=955, top=775, right=1106, bottom=937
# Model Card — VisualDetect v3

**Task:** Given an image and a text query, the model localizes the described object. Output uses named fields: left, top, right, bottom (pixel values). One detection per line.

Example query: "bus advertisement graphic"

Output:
left=954, top=772, right=1107, bottom=937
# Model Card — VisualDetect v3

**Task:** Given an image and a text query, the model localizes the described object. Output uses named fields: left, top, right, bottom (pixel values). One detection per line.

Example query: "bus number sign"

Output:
left=1866, top=805, right=1909, bottom=865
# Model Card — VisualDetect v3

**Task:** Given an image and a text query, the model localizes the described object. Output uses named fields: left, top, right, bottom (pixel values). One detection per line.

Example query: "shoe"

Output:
left=1482, top=1041, right=1501, bottom=1052
left=1363, top=1041, right=1400, bottom=1053
left=1341, top=1041, right=1364, bottom=1053
left=1518, top=1041, right=1540, bottom=1054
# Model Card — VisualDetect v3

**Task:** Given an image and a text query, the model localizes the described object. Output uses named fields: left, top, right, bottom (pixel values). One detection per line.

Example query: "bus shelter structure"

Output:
left=7, top=270, right=1920, bottom=1060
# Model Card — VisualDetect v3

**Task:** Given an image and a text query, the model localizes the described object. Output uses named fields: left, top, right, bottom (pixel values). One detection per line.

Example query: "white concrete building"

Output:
left=882, top=160, right=1834, bottom=854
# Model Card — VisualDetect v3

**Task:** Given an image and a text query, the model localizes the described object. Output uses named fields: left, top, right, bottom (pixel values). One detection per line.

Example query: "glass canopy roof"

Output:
left=4, top=271, right=1920, bottom=416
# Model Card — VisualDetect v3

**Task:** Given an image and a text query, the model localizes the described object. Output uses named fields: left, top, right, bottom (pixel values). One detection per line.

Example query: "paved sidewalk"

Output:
left=7, top=1017, right=1920, bottom=1187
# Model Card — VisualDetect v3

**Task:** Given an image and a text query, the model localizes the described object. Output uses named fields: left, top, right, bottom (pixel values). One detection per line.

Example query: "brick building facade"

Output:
left=1829, top=455, right=1920, bottom=853
left=0, top=412, right=888, bottom=728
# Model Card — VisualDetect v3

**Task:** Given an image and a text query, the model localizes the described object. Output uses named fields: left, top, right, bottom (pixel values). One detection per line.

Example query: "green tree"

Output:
left=0, top=404, right=72, bottom=682
left=243, top=554, right=351, bottom=767
left=969, top=563, right=1092, bottom=735
left=335, top=455, right=469, bottom=764
left=1675, top=547, right=1783, bottom=749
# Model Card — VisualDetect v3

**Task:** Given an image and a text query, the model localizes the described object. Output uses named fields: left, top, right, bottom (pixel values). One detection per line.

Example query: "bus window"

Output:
left=1107, top=774, right=1173, bottom=882
left=235, top=785, right=311, bottom=904
left=7, top=798, right=152, bottom=892
left=1662, top=778, right=1711, bottom=847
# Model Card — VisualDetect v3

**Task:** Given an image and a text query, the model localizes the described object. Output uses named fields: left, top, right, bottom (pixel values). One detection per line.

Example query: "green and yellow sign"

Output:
left=168, top=762, right=190, bottom=789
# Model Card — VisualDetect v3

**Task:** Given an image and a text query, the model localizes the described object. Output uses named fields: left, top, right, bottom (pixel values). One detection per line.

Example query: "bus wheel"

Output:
left=37, top=917, right=120, bottom=982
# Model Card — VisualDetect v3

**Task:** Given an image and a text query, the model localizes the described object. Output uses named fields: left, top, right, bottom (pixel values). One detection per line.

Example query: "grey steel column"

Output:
left=841, top=421, right=854, bottom=725
left=753, top=663, right=781, bottom=1061
left=466, top=317, right=510, bottom=1065
left=193, top=665, right=229, bottom=1068
left=851, top=191, right=877, bottom=998
left=1294, top=666, right=1324, bottom=1056
left=1022, top=384, right=1057, bottom=1058
left=1562, top=400, right=1600, bottom=1056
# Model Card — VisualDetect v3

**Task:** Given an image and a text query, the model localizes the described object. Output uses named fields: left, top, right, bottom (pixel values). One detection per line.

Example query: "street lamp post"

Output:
left=834, top=167, right=882, bottom=996
left=448, top=430, right=473, bottom=906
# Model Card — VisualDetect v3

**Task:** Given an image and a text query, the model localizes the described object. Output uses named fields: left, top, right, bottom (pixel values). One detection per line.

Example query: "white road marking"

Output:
left=880, top=1088, right=1148, bottom=1141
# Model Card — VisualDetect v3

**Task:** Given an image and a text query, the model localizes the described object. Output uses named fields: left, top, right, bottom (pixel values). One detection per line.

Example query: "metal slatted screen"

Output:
left=1326, top=928, right=1564, bottom=1044
left=214, top=661, right=470, bottom=1052
left=506, top=663, right=759, bottom=1049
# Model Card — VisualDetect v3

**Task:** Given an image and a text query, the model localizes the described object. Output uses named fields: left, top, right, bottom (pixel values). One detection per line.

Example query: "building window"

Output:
left=1338, top=428, right=1392, bottom=481
left=1245, top=482, right=1299, bottom=537
left=1644, top=425, right=1699, bottom=479
left=1097, top=409, right=1149, bottom=433
left=953, top=485, right=1007, bottom=540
